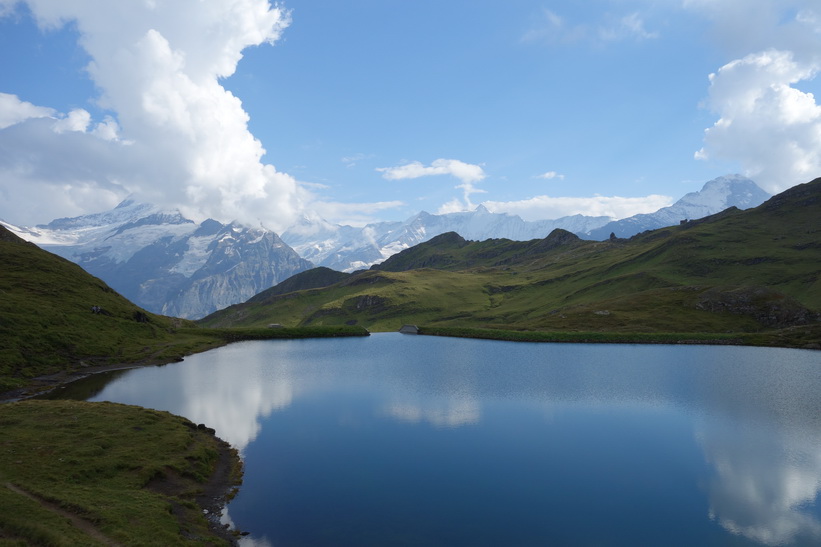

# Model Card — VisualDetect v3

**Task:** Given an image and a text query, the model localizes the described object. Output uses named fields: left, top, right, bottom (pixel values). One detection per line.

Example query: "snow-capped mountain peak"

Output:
left=677, top=174, right=769, bottom=211
left=42, top=199, right=164, bottom=231
left=2, top=173, right=772, bottom=316
left=584, top=175, right=770, bottom=240
left=3, top=202, right=312, bottom=319
left=281, top=204, right=611, bottom=272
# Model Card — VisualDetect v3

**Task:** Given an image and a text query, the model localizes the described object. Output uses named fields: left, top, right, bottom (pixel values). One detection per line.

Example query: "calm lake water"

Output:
left=49, top=334, right=821, bottom=546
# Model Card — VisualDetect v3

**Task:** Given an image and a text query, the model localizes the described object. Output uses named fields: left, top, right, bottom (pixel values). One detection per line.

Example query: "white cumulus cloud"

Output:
left=0, top=0, right=307, bottom=231
left=689, top=0, right=821, bottom=193
left=377, top=158, right=486, bottom=184
left=696, top=50, right=821, bottom=193
left=378, top=158, right=487, bottom=212
left=0, top=92, right=55, bottom=129
left=52, top=108, right=92, bottom=133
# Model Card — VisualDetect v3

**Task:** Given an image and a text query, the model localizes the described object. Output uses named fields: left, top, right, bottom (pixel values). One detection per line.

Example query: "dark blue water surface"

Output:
left=51, top=334, right=821, bottom=546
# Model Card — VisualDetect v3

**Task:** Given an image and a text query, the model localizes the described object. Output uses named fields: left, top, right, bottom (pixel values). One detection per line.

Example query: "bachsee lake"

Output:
left=49, top=333, right=821, bottom=546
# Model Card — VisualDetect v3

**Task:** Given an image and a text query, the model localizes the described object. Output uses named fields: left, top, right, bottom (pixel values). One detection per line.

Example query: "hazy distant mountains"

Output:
left=281, top=207, right=611, bottom=272
left=1, top=200, right=312, bottom=319
left=282, top=174, right=769, bottom=271
left=1, top=174, right=769, bottom=319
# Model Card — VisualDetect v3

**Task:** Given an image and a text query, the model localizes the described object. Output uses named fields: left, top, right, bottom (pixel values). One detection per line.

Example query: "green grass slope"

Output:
left=199, top=178, right=821, bottom=347
left=0, top=399, right=242, bottom=545
left=0, top=227, right=368, bottom=394
left=372, top=228, right=584, bottom=272
left=0, top=226, right=207, bottom=391
left=246, top=266, right=352, bottom=303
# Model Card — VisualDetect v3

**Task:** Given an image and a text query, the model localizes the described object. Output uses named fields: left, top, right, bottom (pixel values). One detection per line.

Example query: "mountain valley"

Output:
left=202, top=177, right=820, bottom=347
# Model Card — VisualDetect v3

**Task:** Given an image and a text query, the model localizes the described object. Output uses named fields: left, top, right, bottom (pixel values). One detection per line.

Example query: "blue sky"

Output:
left=1, top=1, right=820, bottom=230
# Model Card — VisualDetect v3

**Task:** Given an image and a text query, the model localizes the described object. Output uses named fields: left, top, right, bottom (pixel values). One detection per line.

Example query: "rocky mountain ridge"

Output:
left=1, top=200, right=312, bottom=319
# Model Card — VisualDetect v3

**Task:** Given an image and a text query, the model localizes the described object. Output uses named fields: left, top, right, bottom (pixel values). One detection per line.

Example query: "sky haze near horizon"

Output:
left=1, top=0, right=820, bottom=230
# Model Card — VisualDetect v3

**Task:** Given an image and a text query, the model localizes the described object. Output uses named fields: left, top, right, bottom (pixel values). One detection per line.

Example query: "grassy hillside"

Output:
left=0, top=226, right=201, bottom=392
left=0, top=226, right=367, bottom=394
left=246, top=266, right=352, bottom=304
left=201, top=178, right=821, bottom=347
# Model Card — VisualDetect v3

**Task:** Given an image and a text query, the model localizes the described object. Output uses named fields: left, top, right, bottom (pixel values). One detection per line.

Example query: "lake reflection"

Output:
left=53, top=334, right=821, bottom=546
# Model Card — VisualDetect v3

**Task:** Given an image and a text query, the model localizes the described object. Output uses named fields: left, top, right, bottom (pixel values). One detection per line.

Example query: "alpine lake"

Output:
left=46, top=333, right=821, bottom=546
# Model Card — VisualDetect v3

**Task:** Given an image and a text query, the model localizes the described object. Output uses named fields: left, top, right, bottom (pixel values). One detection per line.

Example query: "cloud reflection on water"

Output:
left=688, top=349, right=821, bottom=546
left=383, top=399, right=481, bottom=428
left=697, top=416, right=821, bottom=545
left=82, top=336, right=821, bottom=545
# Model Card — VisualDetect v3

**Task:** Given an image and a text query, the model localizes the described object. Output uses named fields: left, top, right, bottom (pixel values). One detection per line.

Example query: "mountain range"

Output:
left=281, top=174, right=769, bottom=271
left=280, top=207, right=611, bottom=271
left=1, top=200, right=312, bottom=319
left=585, top=174, right=771, bottom=239
left=1, top=174, right=769, bottom=319
left=202, top=177, right=821, bottom=343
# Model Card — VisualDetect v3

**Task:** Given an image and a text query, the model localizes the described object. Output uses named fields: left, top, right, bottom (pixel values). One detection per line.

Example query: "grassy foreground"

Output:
left=0, top=399, right=242, bottom=546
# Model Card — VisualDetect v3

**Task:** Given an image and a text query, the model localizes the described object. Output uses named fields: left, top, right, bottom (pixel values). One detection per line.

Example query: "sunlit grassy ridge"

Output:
left=201, top=178, right=821, bottom=347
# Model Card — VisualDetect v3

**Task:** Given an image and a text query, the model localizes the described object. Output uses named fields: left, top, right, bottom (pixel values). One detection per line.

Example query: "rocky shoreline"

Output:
left=193, top=432, right=246, bottom=545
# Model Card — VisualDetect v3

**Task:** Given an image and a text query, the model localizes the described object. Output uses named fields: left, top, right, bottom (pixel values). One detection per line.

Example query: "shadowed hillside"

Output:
left=0, top=226, right=208, bottom=392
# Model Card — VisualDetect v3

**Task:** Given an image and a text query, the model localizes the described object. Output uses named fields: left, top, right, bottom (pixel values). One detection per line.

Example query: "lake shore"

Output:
left=1, top=368, right=247, bottom=544
left=417, top=325, right=821, bottom=350
left=0, top=360, right=158, bottom=403
left=0, top=324, right=371, bottom=403
left=0, top=326, right=370, bottom=543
